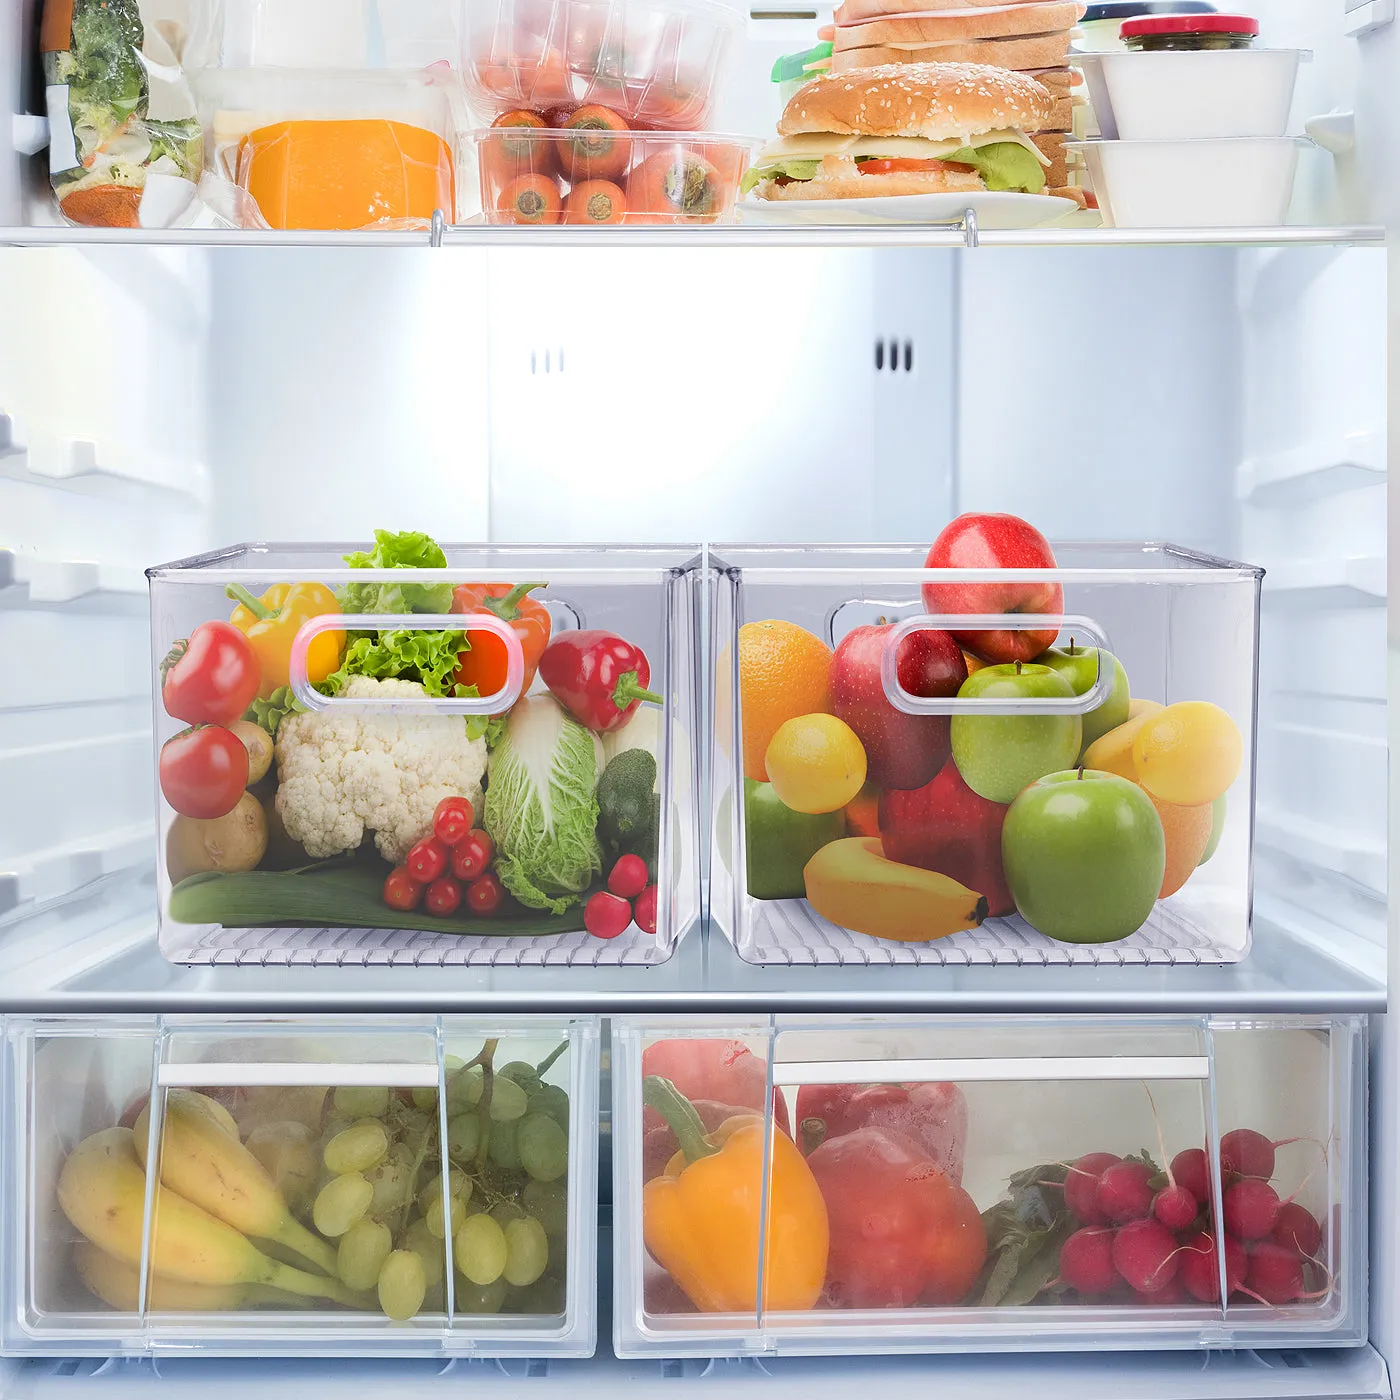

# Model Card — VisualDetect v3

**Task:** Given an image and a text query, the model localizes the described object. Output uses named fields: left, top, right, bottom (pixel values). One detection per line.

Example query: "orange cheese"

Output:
left=239, top=119, right=455, bottom=231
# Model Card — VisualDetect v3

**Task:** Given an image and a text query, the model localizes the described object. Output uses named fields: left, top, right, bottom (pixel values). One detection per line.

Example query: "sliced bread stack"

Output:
left=829, top=0, right=1087, bottom=197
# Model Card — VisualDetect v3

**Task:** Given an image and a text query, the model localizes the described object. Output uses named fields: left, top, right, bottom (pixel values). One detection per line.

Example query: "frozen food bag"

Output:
left=41, top=0, right=205, bottom=227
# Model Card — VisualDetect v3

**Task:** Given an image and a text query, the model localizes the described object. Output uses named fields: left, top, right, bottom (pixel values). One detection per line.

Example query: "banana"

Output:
left=73, top=1241, right=300, bottom=1313
left=57, top=1127, right=357, bottom=1304
left=134, top=1091, right=338, bottom=1276
left=193, top=1092, right=241, bottom=1140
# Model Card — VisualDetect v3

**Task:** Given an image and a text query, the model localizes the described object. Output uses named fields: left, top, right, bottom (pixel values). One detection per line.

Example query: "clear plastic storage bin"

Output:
left=613, top=1015, right=1365, bottom=1357
left=708, top=544, right=1262, bottom=967
left=146, top=543, right=701, bottom=967
left=463, top=0, right=745, bottom=130
left=3, top=1015, right=599, bottom=1356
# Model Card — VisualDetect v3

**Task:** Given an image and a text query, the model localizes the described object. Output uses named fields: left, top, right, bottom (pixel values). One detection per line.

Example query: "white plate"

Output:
left=737, top=190, right=1079, bottom=228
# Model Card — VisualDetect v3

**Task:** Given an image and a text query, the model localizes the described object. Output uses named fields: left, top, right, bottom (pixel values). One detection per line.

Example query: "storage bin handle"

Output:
left=288, top=613, right=525, bottom=715
left=880, top=614, right=1116, bottom=716
left=773, top=1055, right=1209, bottom=1085
left=157, top=1062, right=439, bottom=1088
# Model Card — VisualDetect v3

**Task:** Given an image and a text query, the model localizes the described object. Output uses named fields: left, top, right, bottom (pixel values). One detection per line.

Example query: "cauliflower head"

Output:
left=274, top=676, right=487, bottom=864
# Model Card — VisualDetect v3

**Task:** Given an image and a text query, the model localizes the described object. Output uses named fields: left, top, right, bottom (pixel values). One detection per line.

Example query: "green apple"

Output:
left=1198, top=793, right=1227, bottom=866
left=1040, top=641, right=1131, bottom=755
left=950, top=664, right=1083, bottom=805
left=744, top=778, right=845, bottom=900
left=1002, top=769, right=1166, bottom=944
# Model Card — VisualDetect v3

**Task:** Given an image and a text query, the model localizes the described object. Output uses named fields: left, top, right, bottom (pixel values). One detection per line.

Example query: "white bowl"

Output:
left=1068, top=137, right=1307, bottom=228
left=1075, top=49, right=1307, bottom=141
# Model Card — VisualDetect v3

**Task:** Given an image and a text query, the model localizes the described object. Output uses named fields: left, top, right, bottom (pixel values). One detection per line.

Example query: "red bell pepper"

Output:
left=806, top=1128, right=987, bottom=1308
left=539, top=629, right=662, bottom=734
left=640, top=1039, right=791, bottom=1138
left=796, top=1081, right=967, bottom=1186
left=451, top=581, right=552, bottom=701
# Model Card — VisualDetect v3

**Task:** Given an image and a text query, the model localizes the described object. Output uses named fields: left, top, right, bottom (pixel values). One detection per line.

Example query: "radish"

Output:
left=1059, top=1226, right=1118, bottom=1295
left=1171, top=1147, right=1211, bottom=1205
left=1112, top=1218, right=1180, bottom=1294
left=1131, top=1275, right=1186, bottom=1305
left=1219, top=1127, right=1304, bottom=1181
left=1245, top=1240, right=1308, bottom=1304
left=1178, top=1230, right=1248, bottom=1303
left=1274, top=1202, right=1323, bottom=1258
left=1064, top=1152, right=1121, bottom=1226
left=1098, top=1161, right=1154, bottom=1224
left=1153, top=1183, right=1199, bottom=1232
left=1223, top=1178, right=1281, bottom=1240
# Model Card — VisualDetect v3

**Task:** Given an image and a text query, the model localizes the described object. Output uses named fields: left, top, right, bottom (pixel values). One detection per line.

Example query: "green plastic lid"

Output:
left=771, top=42, right=833, bottom=84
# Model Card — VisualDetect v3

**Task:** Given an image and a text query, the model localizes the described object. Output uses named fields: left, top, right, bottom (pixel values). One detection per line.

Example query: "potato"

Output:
left=231, top=720, right=274, bottom=785
left=167, top=792, right=268, bottom=882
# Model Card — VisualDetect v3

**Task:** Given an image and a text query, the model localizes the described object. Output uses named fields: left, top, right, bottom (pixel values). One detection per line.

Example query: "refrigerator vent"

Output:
left=874, top=337, right=915, bottom=373
left=529, top=348, right=566, bottom=375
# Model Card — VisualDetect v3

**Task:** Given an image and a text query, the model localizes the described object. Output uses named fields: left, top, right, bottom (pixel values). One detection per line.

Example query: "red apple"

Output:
left=922, top=513, right=1064, bottom=664
left=878, top=758, right=1015, bottom=916
left=831, top=625, right=967, bottom=792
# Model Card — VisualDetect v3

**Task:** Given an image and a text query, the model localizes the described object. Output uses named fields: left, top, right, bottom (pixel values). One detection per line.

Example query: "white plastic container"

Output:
left=1068, top=137, right=1306, bottom=229
left=1076, top=49, right=1306, bottom=141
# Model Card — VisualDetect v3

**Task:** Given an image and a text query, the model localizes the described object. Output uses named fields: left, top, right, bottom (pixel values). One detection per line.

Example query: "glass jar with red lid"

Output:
left=1121, top=13, right=1259, bottom=50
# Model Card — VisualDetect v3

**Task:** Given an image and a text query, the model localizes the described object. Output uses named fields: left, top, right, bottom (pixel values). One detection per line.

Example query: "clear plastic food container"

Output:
left=1070, top=137, right=1306, bottom=228
left=146, top=542, right=701, bottom=967
left=207, top=0, right=463, bottom=70
left=1076, top=49, right=1307, bottom=141
left=472, top=127, right=756, bottom=224
left=613, top=1015, right=1365, bottom=1357
left=462, top=0, right=745, bottom=130
left=4, top=1015, right=599, bottom=1356
left=708, top=544, right=1261, bottom=967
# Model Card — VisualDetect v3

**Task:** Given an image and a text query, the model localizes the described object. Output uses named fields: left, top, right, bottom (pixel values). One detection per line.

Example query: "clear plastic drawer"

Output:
left=4, top=1015, right=599, bottom=1356
left=613, top=1015, right=1365, bottom=1356
left=146, top=542, right=701, bottom=968
left=708, top=544, right=1262, bottom=967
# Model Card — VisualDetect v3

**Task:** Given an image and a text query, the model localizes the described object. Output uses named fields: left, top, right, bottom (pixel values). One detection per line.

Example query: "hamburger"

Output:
left=742, top=62, right=1055, bottom=202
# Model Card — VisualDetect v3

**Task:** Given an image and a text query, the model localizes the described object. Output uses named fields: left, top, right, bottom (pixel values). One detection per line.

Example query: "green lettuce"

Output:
left=245, top=686, right=305, bottom=740
left=340, top=529, right=454, bottom=615
left=483, top=696, right=604, bottom=915
left=740, top=158, right=821, bottom=194
left=945, top=142, right=1047, bottom=194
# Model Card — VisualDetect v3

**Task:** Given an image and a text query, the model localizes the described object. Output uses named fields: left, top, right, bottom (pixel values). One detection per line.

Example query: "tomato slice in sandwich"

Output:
left=858, top=158, right=973, bottom=175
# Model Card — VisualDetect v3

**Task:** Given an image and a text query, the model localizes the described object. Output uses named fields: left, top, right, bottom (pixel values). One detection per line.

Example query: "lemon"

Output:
left=1132, top=701, right=1243, bottom=806
left=765, top=714, right=867, bottom=815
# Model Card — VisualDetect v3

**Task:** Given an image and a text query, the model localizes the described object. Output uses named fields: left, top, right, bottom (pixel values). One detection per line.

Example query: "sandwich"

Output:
left=742, top=62, right=1055, bottom=202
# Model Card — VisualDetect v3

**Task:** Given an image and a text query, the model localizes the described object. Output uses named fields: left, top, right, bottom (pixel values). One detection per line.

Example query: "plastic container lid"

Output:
left=1120, top=12, right=1259, bottom=36
left=1081, top=2, right=1214, bottom=18
left=772, top=41, right=833, bottom=83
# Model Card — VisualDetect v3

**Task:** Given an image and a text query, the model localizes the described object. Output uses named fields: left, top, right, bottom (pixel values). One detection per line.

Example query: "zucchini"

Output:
left=596, top=749, right=660, bottom=873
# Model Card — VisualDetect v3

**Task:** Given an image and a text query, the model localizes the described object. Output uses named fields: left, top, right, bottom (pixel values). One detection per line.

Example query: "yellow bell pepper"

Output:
left=641, top=1076, right=828, bottom=1314
left=226, top=582, right=345, bottom=698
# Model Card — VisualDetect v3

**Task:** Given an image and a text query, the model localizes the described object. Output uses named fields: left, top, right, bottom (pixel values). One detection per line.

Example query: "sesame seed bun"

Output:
left=779, top=62, right=1056, bottom=141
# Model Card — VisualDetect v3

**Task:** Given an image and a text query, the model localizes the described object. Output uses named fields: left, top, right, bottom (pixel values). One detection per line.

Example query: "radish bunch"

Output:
left=1056, top=1128, right=1327, bottom=1307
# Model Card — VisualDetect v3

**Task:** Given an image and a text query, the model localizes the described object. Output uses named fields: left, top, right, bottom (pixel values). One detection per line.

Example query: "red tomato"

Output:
left=424, top=876, right=463, bottom=917
left=159, top=726, right=248, bottom=819
left=405, top=838, right=449, bottom=884
left=466, top=871, right=504, bottom=915
left=451, top=830, right=495, bottom=882
left=383, top=866, right=423, bottom=912
left=640, top=1039, right=791, bottom=1135
left=433, top=797, right=475, bottom=846
left=858, top=158, right=968, bottom=176
left=807, top=1128, right=987, bottom=1308
left=161, top=621, right=261, bottom=727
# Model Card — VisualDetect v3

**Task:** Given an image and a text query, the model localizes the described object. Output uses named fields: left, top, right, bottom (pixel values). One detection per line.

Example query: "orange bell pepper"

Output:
left=226, top=582, right=345, bottom=697
left=641, top=1076, right=828, bottom=1314
left=451, top=581, right=552, bottom=701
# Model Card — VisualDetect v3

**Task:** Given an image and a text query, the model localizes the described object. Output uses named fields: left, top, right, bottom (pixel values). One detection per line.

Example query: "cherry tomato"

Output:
left=466, top=871, right=505, bottom=916
left=383, top=866, right=423, bottom=912
left=858, top=157, right=968, bottom=176
left=424, top=876, right=463, bottom=917
left=159, top=726, right=249, bottom=819
left=634, top=884, right=658, bottom=935
left=161, top=621, right=261, bottom=727
left=451, top=830, right=495, bottom=882
left=433, top=796, right=475, bottom=846
left=608, top=854, right=648, bottom=899
left=584, top=890, right=631, bottom=940
left=406, top=838, right=449, bottom=884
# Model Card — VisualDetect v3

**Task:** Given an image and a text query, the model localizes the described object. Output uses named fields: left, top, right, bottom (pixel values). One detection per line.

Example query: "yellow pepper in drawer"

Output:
left=227, top=581, right=344, bottom=697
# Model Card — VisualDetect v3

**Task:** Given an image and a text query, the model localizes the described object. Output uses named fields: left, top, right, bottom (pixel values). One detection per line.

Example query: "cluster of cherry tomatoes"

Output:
left=481, top=105, right=740, bottom=226
left=382, top=796, right=506, bottom=920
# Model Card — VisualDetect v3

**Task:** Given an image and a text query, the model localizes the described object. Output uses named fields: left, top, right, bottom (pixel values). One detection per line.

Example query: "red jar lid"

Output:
left=1120, top=13, right=1261, bottom=36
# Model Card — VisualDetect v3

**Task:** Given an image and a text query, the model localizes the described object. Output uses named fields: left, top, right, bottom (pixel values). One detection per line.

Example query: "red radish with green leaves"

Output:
left=1058, top=1227, right=1118, bottom=1295
left=1112, top=1218, right=1180, bottom=1295
left=1274, top=1202, right=1323, bottom=1258
left=1178, top=1230, right=1248, bottom=1303
left=1064, top=1152, right=1121, bottom=1226
left=1098, top=1161, right=1155, bottom=1224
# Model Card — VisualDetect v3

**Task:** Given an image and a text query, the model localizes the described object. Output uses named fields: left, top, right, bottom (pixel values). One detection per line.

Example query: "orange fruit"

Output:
left=1147, top=792, right=1214, bottom=898
left=738, top=620, right=833, bottom=782
left=845, top=781, right=882, bottom=838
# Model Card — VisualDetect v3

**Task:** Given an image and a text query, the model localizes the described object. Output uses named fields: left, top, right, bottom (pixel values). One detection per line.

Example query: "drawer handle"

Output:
left=773, top=1055, right=1209, bottom=1085
left=288, top=613, right=525, bottom=715
left=880, top=613, right=1116, bottom=716
left=157, top=1062, right=440, bottom=1088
